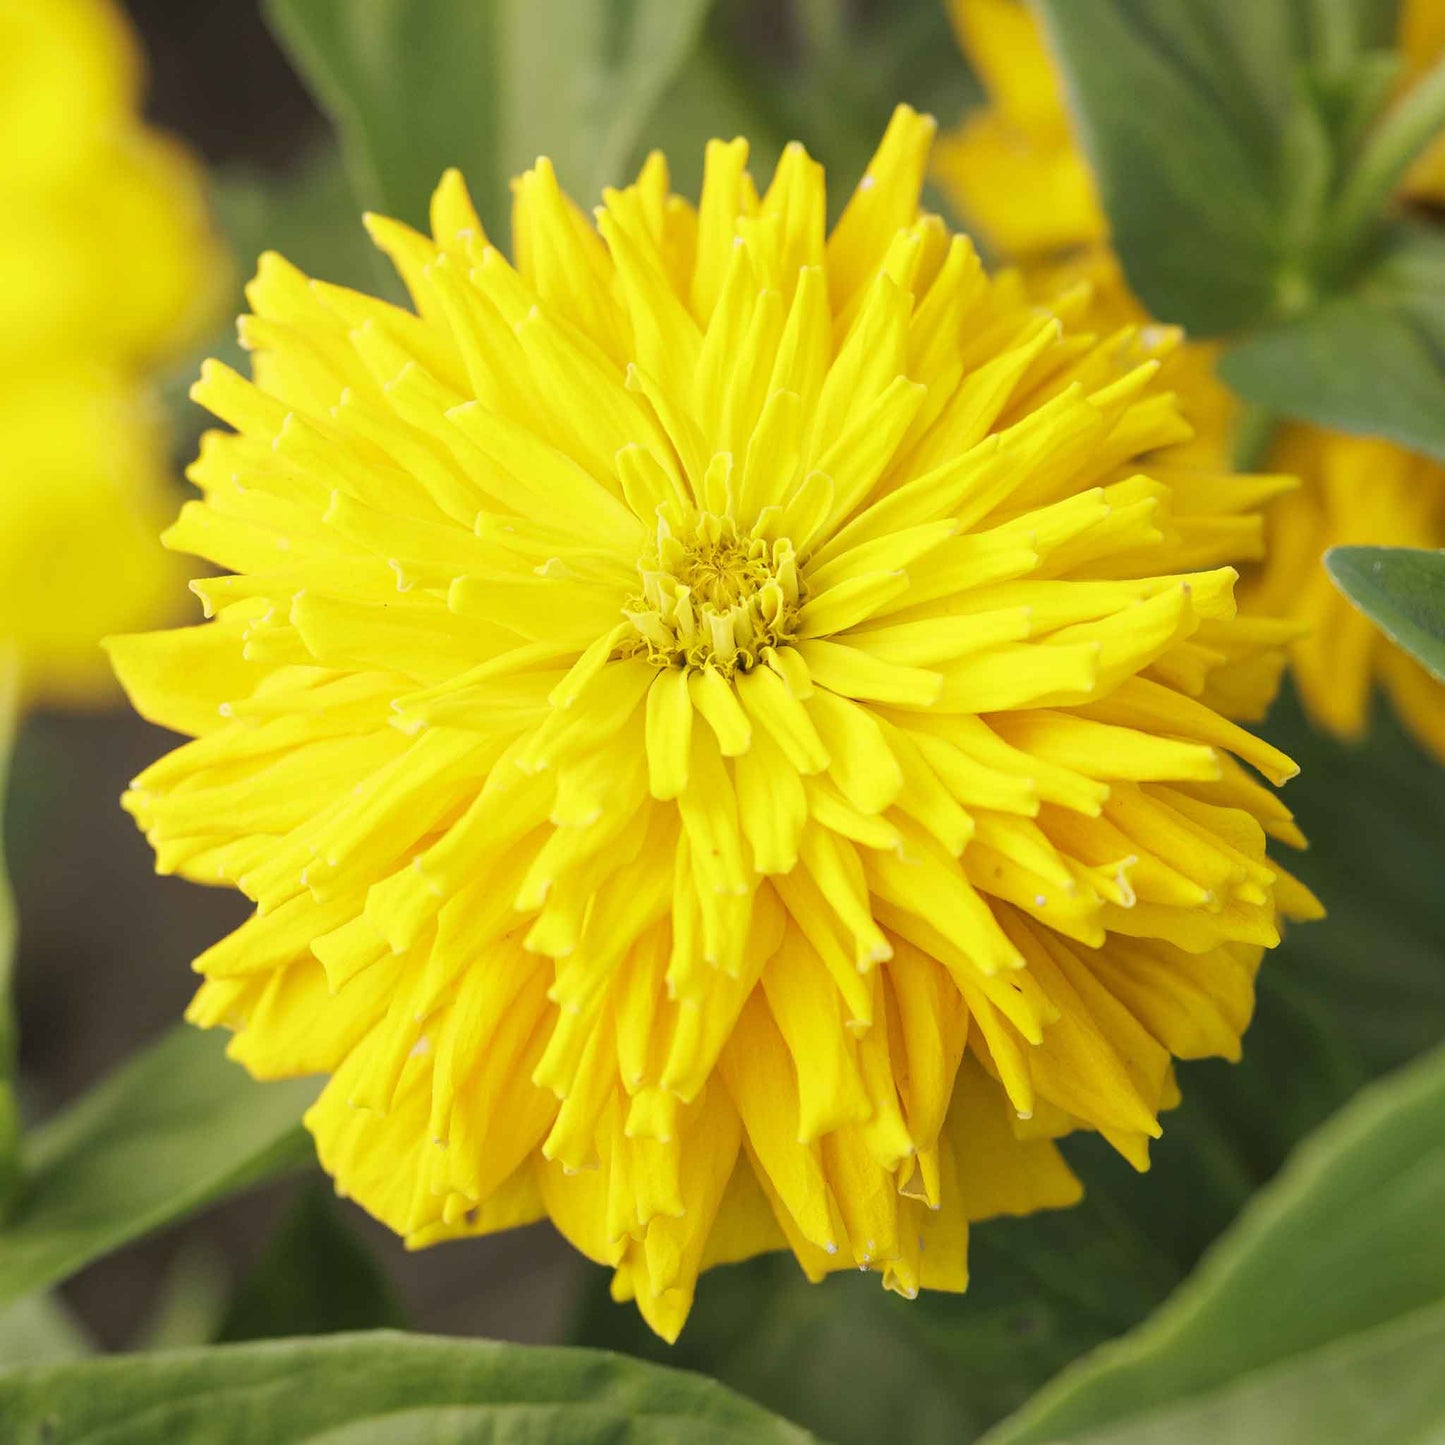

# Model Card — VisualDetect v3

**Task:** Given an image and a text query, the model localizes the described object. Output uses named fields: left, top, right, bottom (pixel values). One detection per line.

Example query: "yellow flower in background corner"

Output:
left=1402, top=0, right=1445, bottom=204
left=0, top=0, right=226, bottom=707
left=935, top=0, right=1445, bottom=762
left=1252, top=430, right=1445, bottom=761
left=932, top=0, right=1106, bottom=258
left=112, top=107, right=1319, bottom=1342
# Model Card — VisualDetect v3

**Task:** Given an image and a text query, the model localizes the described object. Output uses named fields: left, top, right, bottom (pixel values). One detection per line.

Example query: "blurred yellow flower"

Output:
left=936, top=0, right=1445, bottom=762
left=1402, top=0, right=1445, bottom=203
left=1252, top=428, right=1445, bottom=759
left=932, top=0, right=1106, bottom=258
left=114, top=108, right=1317, bottom=1341
left=0, top=0, right=224, bottom=706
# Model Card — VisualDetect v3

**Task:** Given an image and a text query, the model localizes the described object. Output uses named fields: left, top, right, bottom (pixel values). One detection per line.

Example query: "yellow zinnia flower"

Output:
left=0, top=0, right=224, bottom=705
left=112, top=108, right=1318, bottom=1341
left=935, top=0, right=1445, bottom=763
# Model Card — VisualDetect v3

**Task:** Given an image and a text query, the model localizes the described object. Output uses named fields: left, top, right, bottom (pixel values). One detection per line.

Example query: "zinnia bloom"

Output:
left=113, top=108, right=1317, bottom=1341
left=0, top=0, right=224, bottom=705
left=935, top=0, right=1445, bottom=762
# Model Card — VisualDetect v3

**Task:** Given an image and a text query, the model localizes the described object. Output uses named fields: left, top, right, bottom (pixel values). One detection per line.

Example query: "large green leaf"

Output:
left=1220, top=222, right=1445, bottom=463
left=575, top=688, right=1445, bottom=1444
left=264, top=0, right=713, bottom=238
left=217, top=1184, right=405, bottom=1343
left=0, top=1331, right=814, bottom=1444
left=984, top=1040, right=1445, bottom=1444
left=1035, top=0, right=1306, bottom=333
left=0, top=1027, right=316, bottom=1307
left=1033, top=1, right=1445, bottom=334
left=1326, top=545, right=1445, bottom=679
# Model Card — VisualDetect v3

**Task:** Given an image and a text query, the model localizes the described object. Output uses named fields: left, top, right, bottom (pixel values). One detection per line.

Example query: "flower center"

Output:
left=625, top=509, right=802, bottom=673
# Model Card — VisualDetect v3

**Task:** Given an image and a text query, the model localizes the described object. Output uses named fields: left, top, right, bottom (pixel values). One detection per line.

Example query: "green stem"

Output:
left=1325, top=52, right=1445, bottom=278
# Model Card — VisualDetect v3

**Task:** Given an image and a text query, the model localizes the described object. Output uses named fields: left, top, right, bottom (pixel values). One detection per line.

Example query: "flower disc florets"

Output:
left=112, top=107, right=1320, bottom=1343
left=627, top=508, right=802, bottom=674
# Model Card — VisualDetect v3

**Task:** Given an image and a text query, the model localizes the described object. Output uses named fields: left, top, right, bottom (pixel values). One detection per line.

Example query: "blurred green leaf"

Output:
left=1221, top=223, right=1445, bottom=463
left=985, top=1040, right=1445, bottom=1445
left=0, top=1027, right=316, bottom=1308
left=1326, top=545, right=1445, bottom=679
left=0, top=1331, right=815, bottom=1444
left=576, top=687, right=1445, bottom=1445
left=263, top=0, right=714, bottom=238
left=216, top=1183, right=404, bottom=1343
left=0, top=1295, right=91, bottom=1370
left=1034, top=0, right=1330, bottom=332
left=132, top=1241, right=232, bottom=1355
left=1035, top=0, right=1409, bottom=337
left=689, top=0, right=978, bottom=220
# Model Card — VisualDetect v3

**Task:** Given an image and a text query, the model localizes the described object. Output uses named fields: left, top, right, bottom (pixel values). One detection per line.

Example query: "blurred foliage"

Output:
left=263, top=0, right=715, bottom=240
left=643, top=0, right=980, bottom=212
left=986, top=1040, right=1445, bottom=1444
left=0, top=1331, right=814, bottom=1444
left=132, top=1240, right=232, bottom=1354
left=1220, top=222, right=1445, bottom=458
left=216, top=1183, right=404, bottom=1343
left=0, top=1294, right=91, bottom=1370
left=0, top=1027, right=314, bottom=1310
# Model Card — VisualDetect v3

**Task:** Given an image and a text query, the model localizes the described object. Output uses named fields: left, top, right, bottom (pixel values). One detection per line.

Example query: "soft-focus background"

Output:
left=7, top=3, right=1445, bottom=1441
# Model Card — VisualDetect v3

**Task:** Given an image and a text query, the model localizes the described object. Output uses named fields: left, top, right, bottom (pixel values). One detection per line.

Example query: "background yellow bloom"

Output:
left=0, top=0, right=225, bottom=706
left=932, top=0, right=1106, bottom=259
left=1403, top=0, right=1445, bottom=203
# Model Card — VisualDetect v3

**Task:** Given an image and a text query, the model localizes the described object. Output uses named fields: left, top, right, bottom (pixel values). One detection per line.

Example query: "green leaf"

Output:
left=1034, top=0, right=1416, bottom=336
left=0, top=1331, right=815, bottom=1444
left=0, top=1296, right=91, bottom=1370
left=1035, top=0, right=1294, bottom=333
left=133, top=1242, right=232, bottom=1354
left=984, top=1040, right=1445, bottom=1445
left=1326, top=545, right=1445, bottom=679
left=1220, top=222, right=1445, bottom=463
left=263, top=0, right=713, bottom=238
left=0, top=1027, right=316, bottom=1308
left=217, top=1183, right=405, bottom=1343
